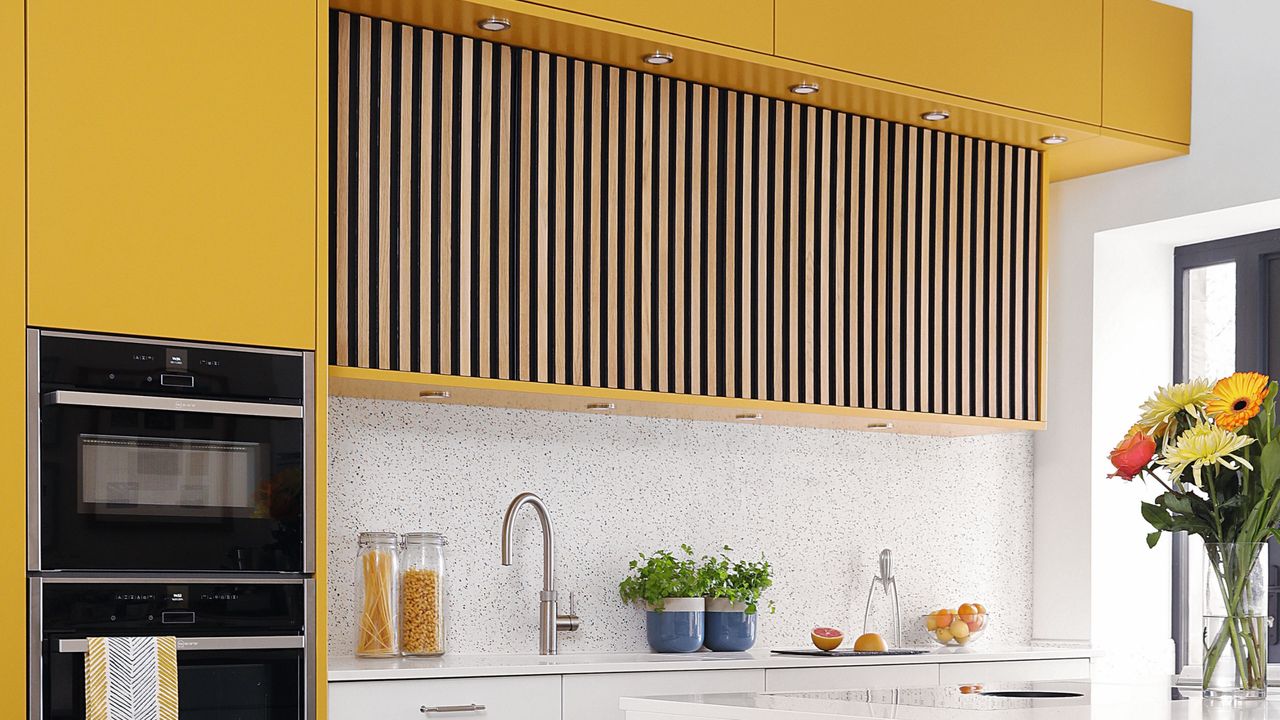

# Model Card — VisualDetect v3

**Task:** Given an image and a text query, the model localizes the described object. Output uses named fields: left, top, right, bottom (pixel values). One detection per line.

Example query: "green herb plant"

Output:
left=618, top=544, right=703, bottom=611
left=700, top=546, right=775, bottom=615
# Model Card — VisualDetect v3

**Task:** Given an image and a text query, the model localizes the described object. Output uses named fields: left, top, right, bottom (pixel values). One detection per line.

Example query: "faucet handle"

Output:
left=556, top=592, right=581, bottom=632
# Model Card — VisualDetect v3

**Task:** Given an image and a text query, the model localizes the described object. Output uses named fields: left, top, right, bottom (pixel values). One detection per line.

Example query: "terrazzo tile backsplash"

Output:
left=327, top=396, right=1034, bottom=656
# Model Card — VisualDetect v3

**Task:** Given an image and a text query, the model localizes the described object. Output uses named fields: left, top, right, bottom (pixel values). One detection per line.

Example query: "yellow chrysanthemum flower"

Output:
left=1158, top=422, right=1255, bottom=487
left=1207, top=372, right=1270, bottom=431
left=1136, top=379, right=1213, bottom=438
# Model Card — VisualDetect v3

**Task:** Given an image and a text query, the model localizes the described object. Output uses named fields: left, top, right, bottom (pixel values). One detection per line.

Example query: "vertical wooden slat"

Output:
left=802, top=107, right=816, bottom=405
left=833, top=115, right=847, bottom=408
left=874, top=120, right=889, bottom=409
left=570, top=60, right=586, bottom=386
left=818, top=109, right=833, bottom=406
left=931, top=131, right=945, bottom=415
left=903, top=125, right=917, bottom=412
left=587, top=64, right=603, bottom=386
left=918, top=127, right=933, bottom=413
left=476, top=40, right=493, bottom=378
left=356, top=17, right=372, bottom=369
left=455, top=36, right=473, bottom=376
left=786, top=102, right=800, bottom=404
left=398, top=26, right=413, bottom=372
left=656, top=76, right=670, bottom=393
left=604, top=66, right=620, bottom=388
left=335, top=15, right=351, bottom=367
left=738, top=95, right=756, bottom=399
left=1001, top=144, right=1014, bottom=418
left=496, top=45, right=512, bottom=379
left=673, top=80, right=686, bottom=394
left=377, top=22, right=393, bottom=370
left=861, top=120, right=875, bottom=408
left=640, top=73, right=654, bottom=392
left=622, top=70, right=637, bottom=390
left=1029, top=154, right=1042, bottom=420
left=723, top=91, right=738, bottom=399
left=418, top=30, right=434, bottom=372
left=958, top=136, right=973, bottom=416
left=534, top=51, right=551, bottom=383
left=772, top=100, right=785, bottom=402
left=689, top=84, right=703, bottom=396
left=1012, top=147, right=1026, bottom=419
left=755, top=96, right=769, bottom=401
left=553, top=55, right=569, bottom=385
left=517, top=50, right=533, bottom=381
left=705, top=87, right=719, bottom=396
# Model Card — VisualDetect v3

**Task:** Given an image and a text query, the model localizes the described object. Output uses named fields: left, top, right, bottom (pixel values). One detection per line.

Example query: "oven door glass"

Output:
left=38, top=402, right=305, bottom=573
left=45, top=644, right=303, bottom=720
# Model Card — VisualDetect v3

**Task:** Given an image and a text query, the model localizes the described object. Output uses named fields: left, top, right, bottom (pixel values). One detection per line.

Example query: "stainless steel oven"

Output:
left=31, top=577, right=314, bottom=720
left=28, top=330, right=314, bottom=574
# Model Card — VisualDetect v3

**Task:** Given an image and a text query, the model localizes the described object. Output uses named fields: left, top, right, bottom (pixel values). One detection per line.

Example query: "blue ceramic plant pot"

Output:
left=645, top=597, right=705, bottom=653
left=704, top=597, right=757, bottom=652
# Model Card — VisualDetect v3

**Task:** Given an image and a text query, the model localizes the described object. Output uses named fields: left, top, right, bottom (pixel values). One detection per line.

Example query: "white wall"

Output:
left=327, top=397, right=1034, bottom=656
left=1035, top=0, right=1280, bottom=679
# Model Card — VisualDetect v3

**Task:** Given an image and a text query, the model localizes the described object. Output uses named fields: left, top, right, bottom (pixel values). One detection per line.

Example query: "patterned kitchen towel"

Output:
left=85, top=636, right=178, bottom=720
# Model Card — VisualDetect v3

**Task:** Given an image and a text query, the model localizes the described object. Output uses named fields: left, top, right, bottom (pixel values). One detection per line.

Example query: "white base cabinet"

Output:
left=563, top=669, right=765, bottom=720
left=329, top=675, right=562, bottom=720
left=328, top=657, right=1089, bottom=719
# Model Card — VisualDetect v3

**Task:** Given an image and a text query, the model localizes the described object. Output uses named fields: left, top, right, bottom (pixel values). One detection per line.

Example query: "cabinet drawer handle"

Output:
left=421, top=704, right=486, bottom=714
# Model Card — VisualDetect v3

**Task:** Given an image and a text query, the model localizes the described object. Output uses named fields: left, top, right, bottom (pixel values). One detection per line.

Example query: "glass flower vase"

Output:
left=1203, top=542, right=1269, bottom=701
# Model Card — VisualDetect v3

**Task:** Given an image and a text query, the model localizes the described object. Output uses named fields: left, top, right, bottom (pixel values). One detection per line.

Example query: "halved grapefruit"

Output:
left=811, top=627, right=844, bottom=651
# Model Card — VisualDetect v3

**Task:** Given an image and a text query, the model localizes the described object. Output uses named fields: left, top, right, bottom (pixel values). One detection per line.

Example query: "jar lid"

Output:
left=357, top=531, right=398, bottom=543
left=403, top=531, right=448, bottom=545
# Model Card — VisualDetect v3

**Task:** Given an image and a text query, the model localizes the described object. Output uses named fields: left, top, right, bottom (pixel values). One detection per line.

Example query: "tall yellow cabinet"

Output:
left=25, top=1, right=318, bottom=350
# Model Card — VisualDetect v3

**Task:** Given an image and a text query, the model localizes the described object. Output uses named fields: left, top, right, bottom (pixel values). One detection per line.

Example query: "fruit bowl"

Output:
left=923, top=605, right=988, bottom=646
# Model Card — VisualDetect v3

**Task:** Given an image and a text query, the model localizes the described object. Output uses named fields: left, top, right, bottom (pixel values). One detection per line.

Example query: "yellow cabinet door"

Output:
left=526, top=0, right=774, bottom=53
left=27, top=1, right=316, bottom=349
left=775, top=0, right=1103, bottom=125
left=1103, top=0, right=1192, bottom=144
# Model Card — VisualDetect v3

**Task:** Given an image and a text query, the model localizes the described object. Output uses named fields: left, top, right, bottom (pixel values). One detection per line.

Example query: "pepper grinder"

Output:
left=861, top=548, right=902, bottom=647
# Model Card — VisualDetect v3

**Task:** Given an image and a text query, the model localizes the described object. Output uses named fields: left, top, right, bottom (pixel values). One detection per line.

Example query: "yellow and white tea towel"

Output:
left=86, top=636, right=179, bottom=720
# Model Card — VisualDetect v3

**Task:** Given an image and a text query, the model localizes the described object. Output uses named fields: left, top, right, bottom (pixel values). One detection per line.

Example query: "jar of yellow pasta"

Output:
left=354, top=532, right=400, bottom=657
left=400, top=532, right=448, bottom=656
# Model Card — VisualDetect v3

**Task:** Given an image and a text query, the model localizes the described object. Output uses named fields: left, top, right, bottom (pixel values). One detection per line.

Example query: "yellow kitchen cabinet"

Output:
left=1, top=0, right=25, bottom=712
left=1103, top=0, right=1192, bottom=144
left=775, top=0, right=1103, bottom=126
left=26, top=1, right=317, bottom=350
left=525, top=0, right=773, bottom=53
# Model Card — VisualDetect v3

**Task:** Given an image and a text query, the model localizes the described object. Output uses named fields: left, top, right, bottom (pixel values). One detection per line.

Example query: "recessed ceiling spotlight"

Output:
left=735, top=412, right=763, bottom=421
left=1040, top=134, right=1069, bottom=145
left=477, top=16, right=511, bottom=32
left=643, top=51, right=674, bottom=66
left=866, top=421, right=894, bottom=430
left=920, top=110, right=950, bottom=122
left=789, top=82, right=820, bottom=96
left=586, top=402, right=616, bottom=411
left=418, top=390, right=452, bottom=400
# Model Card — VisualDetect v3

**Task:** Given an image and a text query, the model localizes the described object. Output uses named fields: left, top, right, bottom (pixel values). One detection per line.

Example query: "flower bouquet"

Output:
left=1109, top=372, right=1280, bottom=700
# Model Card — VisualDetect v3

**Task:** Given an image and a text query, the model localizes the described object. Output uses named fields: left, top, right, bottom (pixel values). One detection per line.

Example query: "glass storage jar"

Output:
left=354, top=531, right=399, bottom=657
left=400, top=532, right=448, bottom=656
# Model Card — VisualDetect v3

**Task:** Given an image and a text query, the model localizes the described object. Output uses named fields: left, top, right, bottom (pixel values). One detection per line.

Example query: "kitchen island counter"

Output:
left=620, top=681, right=1250, bottom=720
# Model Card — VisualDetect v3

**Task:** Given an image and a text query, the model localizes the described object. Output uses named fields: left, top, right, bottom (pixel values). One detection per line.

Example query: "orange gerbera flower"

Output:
left=1207, top=372, right=1270, bottom=431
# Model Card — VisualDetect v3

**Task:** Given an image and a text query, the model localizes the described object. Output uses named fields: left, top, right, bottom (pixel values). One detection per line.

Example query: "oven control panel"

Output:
left=39, top=580, right=306, bottom=635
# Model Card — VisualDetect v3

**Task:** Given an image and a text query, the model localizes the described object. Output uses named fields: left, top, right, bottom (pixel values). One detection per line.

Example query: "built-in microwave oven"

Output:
left=27, top=330, right=314, bottom=575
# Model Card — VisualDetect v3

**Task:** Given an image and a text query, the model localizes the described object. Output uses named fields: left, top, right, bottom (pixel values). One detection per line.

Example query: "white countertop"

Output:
left=620, top=681, right=1248, bottom=720
left=327, top=645, right=1092, bottom=682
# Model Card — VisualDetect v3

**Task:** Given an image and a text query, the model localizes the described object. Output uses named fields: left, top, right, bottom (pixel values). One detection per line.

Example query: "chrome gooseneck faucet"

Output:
left=500, top=492, right=580, bottom=655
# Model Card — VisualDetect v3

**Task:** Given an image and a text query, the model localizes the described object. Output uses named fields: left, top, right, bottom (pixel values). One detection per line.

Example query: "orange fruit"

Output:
left=958, top=603, right=978, bottom=622
left=933, top=608, right=955, bottom=627
left=974, top=603, right=987, bottom=614
left=811, top=627, right=844, bottom=651
left=853, top=633, right=887, bottom=652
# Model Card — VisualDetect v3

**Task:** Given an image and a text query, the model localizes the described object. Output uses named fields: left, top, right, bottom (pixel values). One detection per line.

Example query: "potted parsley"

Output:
left=700, top=547, right=775, bottom=652
left=618, top=545, right=706, bottom=652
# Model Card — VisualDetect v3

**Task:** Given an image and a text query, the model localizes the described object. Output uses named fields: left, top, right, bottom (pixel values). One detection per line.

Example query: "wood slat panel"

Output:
left=331, top=10, right=1043, bottom=422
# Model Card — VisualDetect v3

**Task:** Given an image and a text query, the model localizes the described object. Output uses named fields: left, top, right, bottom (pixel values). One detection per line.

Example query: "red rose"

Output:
left=1108, top=431, right=1156, bottom=480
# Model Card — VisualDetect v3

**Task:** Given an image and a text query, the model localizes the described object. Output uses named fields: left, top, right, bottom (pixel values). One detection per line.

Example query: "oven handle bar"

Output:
left=42, top=390, right=304, bottom=419
left=57, top=636, right=306, bottom=653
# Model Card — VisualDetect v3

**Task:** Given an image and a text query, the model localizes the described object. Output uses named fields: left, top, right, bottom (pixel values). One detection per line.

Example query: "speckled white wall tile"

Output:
left=327, top=396, right=1034, bottom=657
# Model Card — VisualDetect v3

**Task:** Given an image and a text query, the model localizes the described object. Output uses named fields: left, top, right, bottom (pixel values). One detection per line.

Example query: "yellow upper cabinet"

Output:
left=526, top=0, right=774, bottom=53
left=26, top=1, right=317, bottom=349
left=1103, top=0, right=1192, bottom=144
left=775, top=0, right=1103, bottom=125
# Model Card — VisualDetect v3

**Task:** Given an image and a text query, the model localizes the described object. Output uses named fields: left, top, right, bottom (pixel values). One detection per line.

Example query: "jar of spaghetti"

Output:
left=400, top=532, right=448, bottom=656
left=354, top=532, right=400, bottom=657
